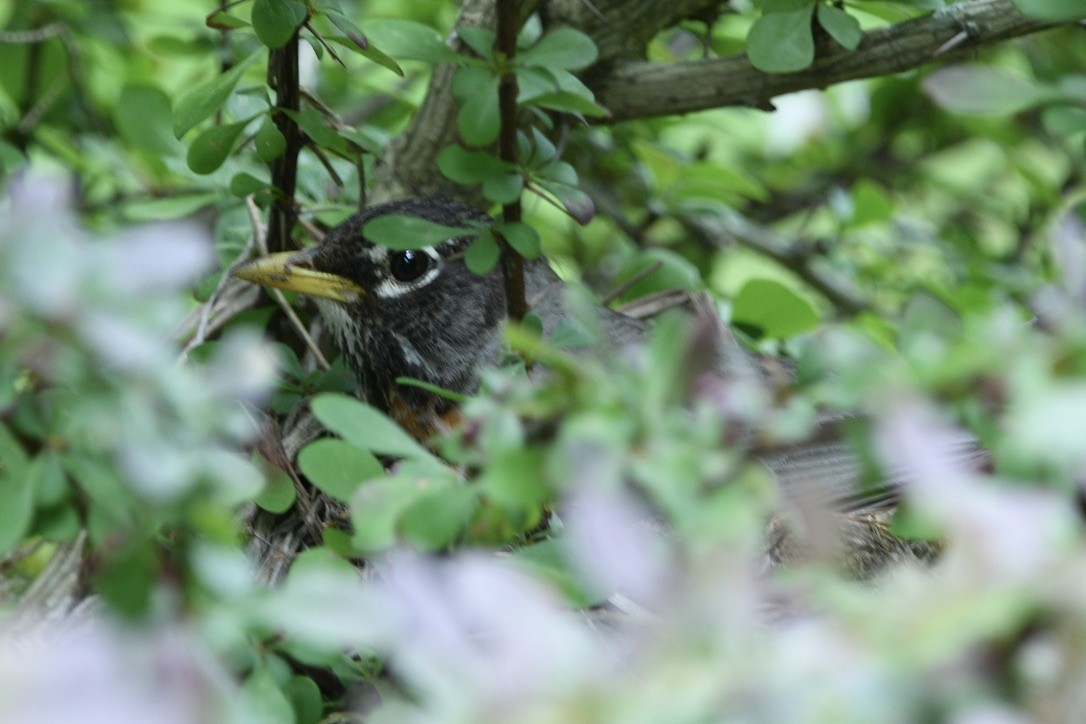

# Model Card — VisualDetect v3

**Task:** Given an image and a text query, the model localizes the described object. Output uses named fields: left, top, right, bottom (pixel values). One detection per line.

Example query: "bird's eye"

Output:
left=388, top=249, right=433, bottom=282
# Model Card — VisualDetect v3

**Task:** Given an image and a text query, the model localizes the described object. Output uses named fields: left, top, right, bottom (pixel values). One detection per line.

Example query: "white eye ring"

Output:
left=374, top=245, right=442, bottom=298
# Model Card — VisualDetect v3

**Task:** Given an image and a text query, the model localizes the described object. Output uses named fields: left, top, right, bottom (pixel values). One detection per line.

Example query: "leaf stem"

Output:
left=496, top=0, right=527, bottom=322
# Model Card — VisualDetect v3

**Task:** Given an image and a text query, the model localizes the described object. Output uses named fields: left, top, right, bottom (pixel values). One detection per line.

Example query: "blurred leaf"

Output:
left=115, top=84, right=180, bottom=155
left=319, top=4, right=367, bottom=49
left=121, top=193, right=219, bottom=221
left=747, top=3, right=815, bottom=73
left=255, top=117, right=287, bottom=162
left=457, top=77, right=501, bottom=146
left=364, top=18, right=457, bottom=63
left=923, top=65, right=1057, bottom=115
left=817, top=4, right=862, bottom=50
left=850, top=179, right=894, bottom=226
left=244, top=663, right=296, bottom=724
left=1011, top=0, right=1086, bottom=21
left=298, top=438, right=383, bottom=502
left=251, top=0, right=307, bottom=49
left=229, top=171, right=272, bottom=197
left=437, top=145, right=512, bottom=184
left=186, top=120, right=250, bottom=174
left=731, top=278, right=820, bottom=338
left=457, top=26, right=496, bottom=58
left=483, top=172, right=524, bottom=203
left=465, top=233, right=500, bottom=274
left=478, top=447, right=549, bottom=509
left=519, top=28, right=598, bottom=71
left=173, top=51, right=259, bottom=137
left=362, top=214, right=481, bottom=250
left=0, top=452, right=39, bottom=557
left=497, top=221, right=541, bottom=259
left=397, top=484, right=478, bottom=549
left=285, top=675, right=323, bottom=724
left=310, top=393, right=437, bottom=461
left=253, top=453, right=297, bottom=514
left=351, top=477, right=432, bottom=551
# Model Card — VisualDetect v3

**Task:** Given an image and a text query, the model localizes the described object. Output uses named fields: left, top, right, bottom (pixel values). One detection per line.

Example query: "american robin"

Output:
left=232, top=197, right=981, bottom=568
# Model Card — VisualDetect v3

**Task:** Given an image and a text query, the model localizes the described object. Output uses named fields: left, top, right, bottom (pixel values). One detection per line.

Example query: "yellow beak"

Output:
left=230, top=250, right=366, bottom=303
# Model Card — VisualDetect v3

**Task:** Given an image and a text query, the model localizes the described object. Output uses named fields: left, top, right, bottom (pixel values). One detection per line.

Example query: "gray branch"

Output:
left=593, top=0, right=1077, bottom=121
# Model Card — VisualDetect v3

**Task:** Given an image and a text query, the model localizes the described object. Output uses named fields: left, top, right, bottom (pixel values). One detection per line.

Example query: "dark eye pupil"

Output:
left=389, top=250, right=431, bottom=282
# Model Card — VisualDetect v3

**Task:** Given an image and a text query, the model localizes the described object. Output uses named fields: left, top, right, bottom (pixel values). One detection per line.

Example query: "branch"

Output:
left=266, top=33, right=304, bottom=252
left=593, top=0, right=1078, bottom=122
left=497, top=0, right=528, bottom=321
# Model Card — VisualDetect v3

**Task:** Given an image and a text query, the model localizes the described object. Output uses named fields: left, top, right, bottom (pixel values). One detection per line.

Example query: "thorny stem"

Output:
left=267, top=32, right=303, bottom=253
left=496, top=0, right=527, bottom=322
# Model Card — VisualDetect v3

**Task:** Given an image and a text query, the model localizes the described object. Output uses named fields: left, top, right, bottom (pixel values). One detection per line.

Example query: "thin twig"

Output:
left=247, top=198, right=332, bottom=370
left=601, top=260, right=664, bottom=305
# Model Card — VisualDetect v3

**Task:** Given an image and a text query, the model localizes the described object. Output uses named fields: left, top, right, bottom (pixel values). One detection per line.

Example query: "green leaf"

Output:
left=298, top=438, right=384, bottom=502
left=351, top=476, right=437, bottom=551
left=310, top=393, right=437, bottom=461
left=923, top=65, right=1057, bottom=116
left=497, top=221, right=541, bottom=259
left=816, top=4, right=862, bottom=50
left=1043, top=106, right=1086, bottom=136
left=731, top=278, right=820, bottom=338
left=397, top=484, right=478, bottom=549
left=186, top=120, right=250, bottom=174
left=173, top=51, right=259, bottom=137
left=436, top=145, right=512, bottom=184
left=519, top=27, right=598, bottom=71
left=457, top=78, right=501, bottom=146
left=482, top=172, right=524, bottom=204
left=206, top=11, right=251, bottom=30
left=320, top=5, right=367, bottom=49
left=362, top=214, right=481, bottom=250
left=478, top=447, right=549, bottom=509
left=255, top=117, right=287, bottom=162
left=253, top=453, right=297, bottom=514
left=121, top=193, right=219, bottom=221
left=286, top=676, right=323, bottom=724
left=0, top=457, right=40, bottom=557
left=251, top=0, right=307, bottom=49
left=230, top=171, right=272, bottom=197
left=354, top=41, right=404, bottom=76
left=115, top=84, right=180, bottom=155
left=1011, top=0, right=1086, bottom=21
left=457, top=26, right=496, bottom=58
left=747, top=5, right=815, bottom=73
left=465, top=233, right=500, bottom=274
left=532, top=179, right=595, bottom=225
left=243, top=664, right=296, bottom=724
left=364, top=18, right=458, bottom=63
left=527, top=90, right=610, bottom=117
left=850, top=179, right=893, bottom=226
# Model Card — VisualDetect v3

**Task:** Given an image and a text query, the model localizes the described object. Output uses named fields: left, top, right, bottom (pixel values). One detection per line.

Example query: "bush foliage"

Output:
left=1, top=0, right=1085, bottom=722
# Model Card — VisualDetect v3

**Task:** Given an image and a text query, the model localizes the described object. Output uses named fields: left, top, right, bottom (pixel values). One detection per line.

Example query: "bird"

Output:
left=232, top=197, right=982, bottom=575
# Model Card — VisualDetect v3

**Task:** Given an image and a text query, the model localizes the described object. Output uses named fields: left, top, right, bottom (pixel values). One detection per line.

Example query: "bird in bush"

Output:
left=233, top=198, right=980, bottom=574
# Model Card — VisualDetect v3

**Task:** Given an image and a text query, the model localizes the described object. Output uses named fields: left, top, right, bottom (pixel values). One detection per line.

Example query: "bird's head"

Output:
left=232, top=199, right=508, bottom=416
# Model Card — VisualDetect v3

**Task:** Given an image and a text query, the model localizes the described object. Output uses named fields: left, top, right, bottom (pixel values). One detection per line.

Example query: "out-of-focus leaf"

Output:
left=310, top=393, right=437, bottom=461
left=397, top=484, right=478, bottom=549
left=457, top=77, right=501, bottom=146
left=731, top=278, right=820, bottom=338
left=497, top=221, right=540, bottom=259
left=465, top=233, right=500, bottom=274
left=519, top=28, right=598, bottom=71
left=254, top=117, right=286, bottom=162
left=1011, top=0, right=1086, bottom=21
left=747, top=3, right=815, bottom=73
left=457, top=26, right=496, bottom=58
left=364, top=18, right=457, bottom=63
left=251, top=0, right=307, bottom=49
left=186, top=120, right=250, bottom=174
left=298, top=438, right=384, bottom=502
left=173, top=51, right=259, bottom=137
left=817, top=4, right=862, bottom=50
left=362, top=214, right=481, bottom=250
left=115, top=84, right=180, bottom=155
left=923, top=65, right=1057, bottom=115
left=436, top=145, right=512, bottom=184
